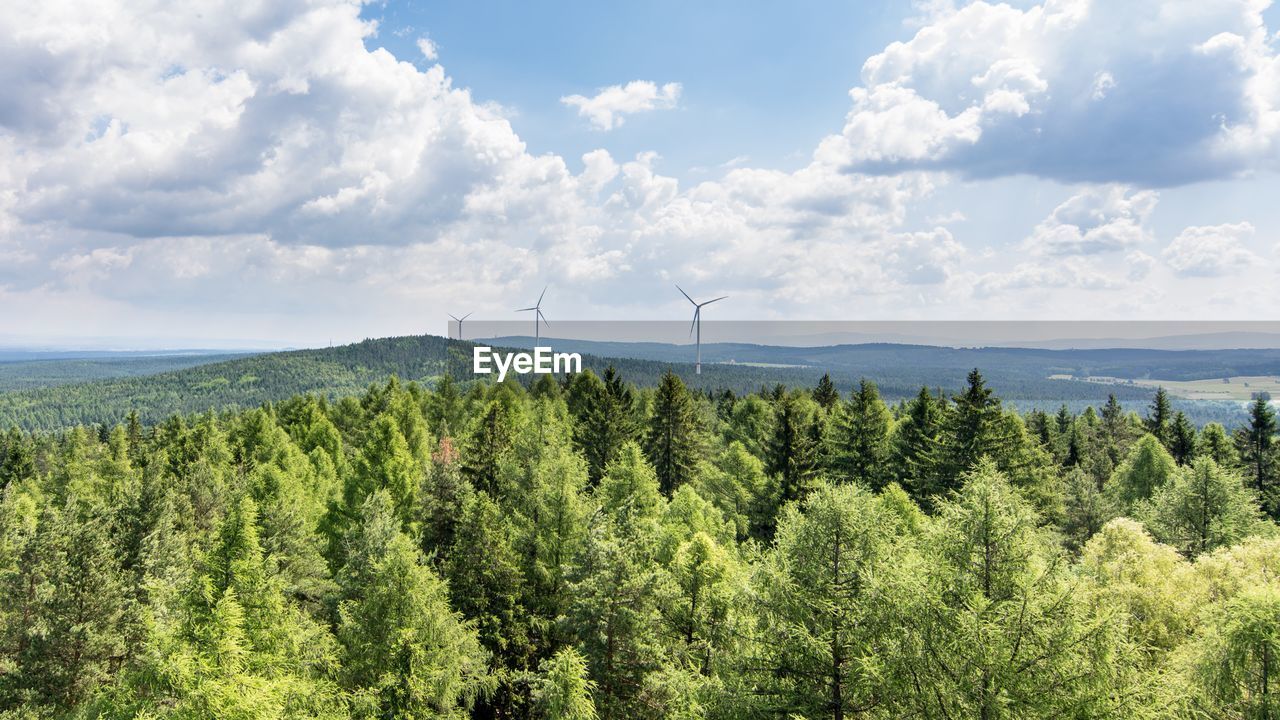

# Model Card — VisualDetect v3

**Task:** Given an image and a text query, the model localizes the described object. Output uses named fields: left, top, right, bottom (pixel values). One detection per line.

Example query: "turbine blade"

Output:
left=461, top=312, right=472, bottom=321
left=538, top=309, right=549, bottom=327
left=537, top=285, right=547, bottom=306
left=449, top=314, right=459, bottom=322
left=689, top=309, right=699, bottom=337
left=517, top=307, right=536, bottom=312
left=676, top=285, right=696, bottom=306
left=700, top=296, right=728, bottom=307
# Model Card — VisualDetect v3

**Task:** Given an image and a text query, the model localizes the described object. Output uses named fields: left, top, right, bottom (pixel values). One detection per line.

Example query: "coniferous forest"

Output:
left=2, top=367, right=1279, bottom=719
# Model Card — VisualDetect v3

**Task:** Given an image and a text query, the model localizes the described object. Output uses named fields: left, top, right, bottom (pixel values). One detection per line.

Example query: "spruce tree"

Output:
left=812, top=373, right=839, bottom=411
left=1146, top=387, right=1173, bottom=448
left=827, top=379, right=892, bottom=489
left=890, top=387, right=945, bottom=505
left=1235, top=396, right=1278, bottom=517
left=644, top=371, right=701, bottom=495
left=766, top=393, right=819, bottom=505
left=1167, top=411, right=1197, bottom=466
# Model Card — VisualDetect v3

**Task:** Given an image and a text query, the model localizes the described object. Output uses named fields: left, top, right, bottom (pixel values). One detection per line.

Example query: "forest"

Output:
left=1, top=334, right=1263, bottom=432
left=0, top=366, right=1278, bottom=719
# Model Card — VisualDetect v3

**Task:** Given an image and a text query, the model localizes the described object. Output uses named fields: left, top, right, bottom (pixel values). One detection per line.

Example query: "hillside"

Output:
left=0, top=353, right=249, bottom=393
left=1, top=334, right=1274, bottom=430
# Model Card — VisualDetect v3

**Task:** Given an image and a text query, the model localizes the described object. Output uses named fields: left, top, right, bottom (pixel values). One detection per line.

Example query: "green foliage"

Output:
left=644, top=372, right=702, bottom=495
left=1142, top=458, right=1263, bottom=557
left=0, top=363, right=1279, bottom=719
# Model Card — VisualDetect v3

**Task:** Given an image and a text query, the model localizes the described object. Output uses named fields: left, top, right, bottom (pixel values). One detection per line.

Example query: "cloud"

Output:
left=0, top=0, right=1277, bottom=343
left=1163, top=222, right=1258, bottom=277
left=416, top=37, right=438, bottom=61
left=1023, top=185, right=1158, bottom=255
left=561, top=80, right=682, bottom=130
left=827, top=0, right=1280, bottom=185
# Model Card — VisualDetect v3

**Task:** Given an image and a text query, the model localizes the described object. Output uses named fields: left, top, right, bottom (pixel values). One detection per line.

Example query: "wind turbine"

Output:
left=448, top=312, right=472, bottom=341
left=516, top=286, right=549, bottom=346
left=677, top=285, right=727, bottom=374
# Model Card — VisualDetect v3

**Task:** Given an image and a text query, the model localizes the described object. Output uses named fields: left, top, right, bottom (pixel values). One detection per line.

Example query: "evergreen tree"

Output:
left=567, top=530, right=663, bottom=720
left=752, top=482, right=917, bottom=719
left=1235, top=396, right=1278, bottom=517
left=827, top=379, right=892, bottom=489
left=574, top=366, right=637, bottom=485
left=1200, top=422, right=1240, bottom=468
left=644, top=371, right=701, bottom=495
left=913, top=463, right=1122, bottom=718
left=1146, top=387, right=1174, bottom=448
left=1143, top=457, right=1262, bottom=557
left=447, top=491, right=533, bottom=717
left=536, top=648, right=598, bottom=720
left=889, top=387, right=945, bottom=505
left=0, top=504, right=127, bottom=709
left=465, top=401, right=517, bottom=497
left=1183, top=584, right=1280, bottom=719
left=340, top=525, right=491, bottom=717
left=766, top=393, right=820, bottom=505
left=940, top=369, right=1003, bottom=487
left=812, top=373, right=839, bottom=411
left=1106, top=434, right=1178, bottom=512
left=1170, top=411, right=1198, bottom=466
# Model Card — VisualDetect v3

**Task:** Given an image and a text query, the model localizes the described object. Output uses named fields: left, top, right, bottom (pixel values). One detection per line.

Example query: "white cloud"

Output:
left=561, top=80, right=682, bottom=130
left=416, top=37, right=438, bottom=61
left=1023, top=185, right=1158, bottom=255
left=0, top=0, right=1277, bottom=343
left=830, top=0, right=1280, bottom=185
left=1163, top=222, right=1258, bottom=277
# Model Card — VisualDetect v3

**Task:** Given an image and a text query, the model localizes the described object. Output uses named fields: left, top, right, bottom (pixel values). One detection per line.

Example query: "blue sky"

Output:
left=363, top=0, right=905, bottom=179
left=1, top=0, right=1279, bottom=347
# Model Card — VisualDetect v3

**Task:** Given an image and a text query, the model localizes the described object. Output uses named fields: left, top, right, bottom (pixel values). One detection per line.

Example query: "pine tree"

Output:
left=0, top=428, right=34, bottom=491
left=889, top=387, right=945, bottom=505
left=827, top=379, right=892, bottom=489
left=567, top=530, right=663, bottom=720
left=340, top=523, right=491, bottom=717
left=0, top=504, right=127, bottom=709
left=812, top=373, right=839, bottom=411
left=939, top=369, right=1023, bottom=492
left=447, top=491, right=533, bottom=717
left=574, top=366, right=637, bottom=484
left=1169, top=411, right=1198, bottom=466
left=465, top=400, right=516, bottom=497
left=1146, top=388, right=1173, bottom=448
left=644, top=371, right=701, bottom=495
left=766, top=393, right=819, bottom=505
left=1235, top=396, right=1278, bottom=517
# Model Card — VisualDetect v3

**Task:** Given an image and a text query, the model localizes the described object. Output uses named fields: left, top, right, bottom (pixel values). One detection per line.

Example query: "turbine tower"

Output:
left=677, top=285, right=727, bottom=375
left=448, top=312, right=472, bottom=341
left=516, top=286, right=550, bottom=346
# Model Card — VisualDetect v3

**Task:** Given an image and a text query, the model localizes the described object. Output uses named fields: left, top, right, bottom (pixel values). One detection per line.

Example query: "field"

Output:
left=1074, top=374, right=1280, bottom=402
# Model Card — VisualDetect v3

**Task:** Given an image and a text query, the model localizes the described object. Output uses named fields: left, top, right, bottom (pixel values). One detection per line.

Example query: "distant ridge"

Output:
left=4, top=334, right=1280, bottom=431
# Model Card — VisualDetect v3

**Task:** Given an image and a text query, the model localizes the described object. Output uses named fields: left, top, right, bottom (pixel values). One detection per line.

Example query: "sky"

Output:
left=2, top=0, right=1280, bottom=348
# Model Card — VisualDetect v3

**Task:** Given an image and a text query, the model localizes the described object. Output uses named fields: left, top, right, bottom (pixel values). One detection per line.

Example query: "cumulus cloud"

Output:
left=561, top=80, right=682, bottom=130
left=0, top=0, right=1276, bottom=342
left=1163, top=222, right=1258, bottom=277
left=1023, top=185, right=1158, bottom=255
left=828, top=0, right=1280, bottom=185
